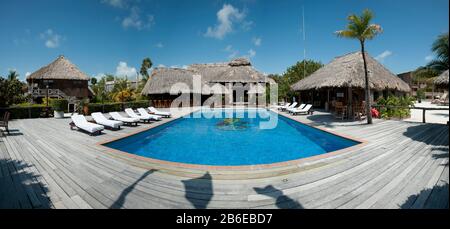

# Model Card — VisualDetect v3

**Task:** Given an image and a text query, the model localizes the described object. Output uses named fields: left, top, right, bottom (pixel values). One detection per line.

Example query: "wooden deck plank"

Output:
left=0, top=108, right=447, bottom=209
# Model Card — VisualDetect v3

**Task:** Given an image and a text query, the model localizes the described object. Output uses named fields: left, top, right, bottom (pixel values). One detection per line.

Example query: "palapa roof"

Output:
left=291, top=52, right=411, bottom=92
left=434, top=70, right=449, bottom=86
left=27, top=55, right=90, bottom=82
left=142, top=58, right=269, bottom=95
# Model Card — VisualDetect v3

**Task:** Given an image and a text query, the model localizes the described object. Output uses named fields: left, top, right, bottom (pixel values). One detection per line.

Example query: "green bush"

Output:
left=124, top=100, right=150, bottom=109
left=376, top=95, right=415, bottom=119
left=50, top=99, right=68, bottom=111
left=1, top=105, right=52, bottom=119
left=86, top=102, right=123, bottom=115
left=416, top=89, right=426, bottom=101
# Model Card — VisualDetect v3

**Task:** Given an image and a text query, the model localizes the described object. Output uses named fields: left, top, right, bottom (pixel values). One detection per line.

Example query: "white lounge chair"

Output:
left=91, top=112, right=123, bottom=130
left=109, top=112, right=140, bottom=126
left=277, top=103, right=291, bottom=110
left=125, top=108, right=153, bottom=123
left=282, top=102, right=297, bottom=111
left=287, top=104, right=306, bottom=113
left=148, top=107, right=171, bottom=118
left=291, top=104, right=313, bottom=115
left=137, top=108, right=162, bottom=121
left=70, top=114, right=104, bottom=135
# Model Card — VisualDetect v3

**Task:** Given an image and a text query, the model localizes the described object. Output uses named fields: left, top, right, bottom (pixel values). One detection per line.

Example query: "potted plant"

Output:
left=50, top=99, right=68, bottom=119
left=416, top=89, right=425, bottom=103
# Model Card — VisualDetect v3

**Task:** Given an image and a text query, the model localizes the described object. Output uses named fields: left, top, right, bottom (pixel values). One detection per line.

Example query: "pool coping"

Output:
left=96, top=108, right=368, bottom=171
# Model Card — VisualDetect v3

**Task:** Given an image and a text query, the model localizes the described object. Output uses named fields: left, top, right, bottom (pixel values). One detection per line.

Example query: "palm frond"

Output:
left=427, top=59, right=450, bottom=73
left=335, top=30, right=358, bottom=38
left=337, top=9, right=380, bottom=42
left=362, top=24, right=383, bottom=40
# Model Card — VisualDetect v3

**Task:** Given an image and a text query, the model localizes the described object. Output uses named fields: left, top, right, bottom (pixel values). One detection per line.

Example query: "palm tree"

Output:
left=7, top=70, right=19, bottom=81
left=336, top=9, right=382, bottom=124
left=427, top=33, right=449, bottom=73
left=140, top=58, right=153, bottom=81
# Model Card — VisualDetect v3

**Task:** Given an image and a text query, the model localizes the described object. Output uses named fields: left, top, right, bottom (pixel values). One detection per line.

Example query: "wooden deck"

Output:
left=0, top=108, right=448, bottom=209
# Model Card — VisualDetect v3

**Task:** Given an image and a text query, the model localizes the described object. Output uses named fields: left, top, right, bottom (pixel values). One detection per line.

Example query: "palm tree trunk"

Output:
left=360, top=41, right=373, bottom=124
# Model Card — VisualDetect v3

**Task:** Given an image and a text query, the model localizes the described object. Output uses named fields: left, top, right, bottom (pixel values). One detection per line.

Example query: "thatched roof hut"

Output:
left=142, top=58, right=269, bottom=95
left=26, top=55, right=92, bottom=101
left=26, top=55, right=89, bottom=82
left=291, top=52, right=410, bottom=92
left=434, top=70, right=449, bottom=87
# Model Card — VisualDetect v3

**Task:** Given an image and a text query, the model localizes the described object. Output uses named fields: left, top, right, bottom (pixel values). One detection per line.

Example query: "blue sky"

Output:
left=0, top=0, right=448, bottom=81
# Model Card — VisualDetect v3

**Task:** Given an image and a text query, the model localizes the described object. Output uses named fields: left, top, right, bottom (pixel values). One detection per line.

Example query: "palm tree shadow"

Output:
left=182, top=172, right=213, bottom=209
left=399, top=183, right=449, bottom=209
left=403, top=123, right=449, bottom=146
left=0, top=158, right=51, bottom=208
left=254, top=185, right=304, bottom=209
left=109, top=169, right=157, bottom=209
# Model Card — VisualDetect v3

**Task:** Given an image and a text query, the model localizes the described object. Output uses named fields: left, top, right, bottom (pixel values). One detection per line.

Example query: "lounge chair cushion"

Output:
left=71, top=115, right=104, bottom=133
left=109, top=112, right=140, bottom=123
left=137, top=108, right=162, bottom=120
left=148, top=107, right=171, bottom=116
left=91, top=112, right=123, bottom=129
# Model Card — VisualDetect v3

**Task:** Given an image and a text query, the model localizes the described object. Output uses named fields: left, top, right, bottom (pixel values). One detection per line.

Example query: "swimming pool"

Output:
left=104, top=109, right=360, bottom=166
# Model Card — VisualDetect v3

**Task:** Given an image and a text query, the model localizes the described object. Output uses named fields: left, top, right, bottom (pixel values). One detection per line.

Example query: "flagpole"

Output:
left=303, top=5, right=306, bottom=79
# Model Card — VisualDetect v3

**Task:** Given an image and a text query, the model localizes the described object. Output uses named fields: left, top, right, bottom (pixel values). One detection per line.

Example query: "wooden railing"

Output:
left=31, top=88, right=67, bottom=99
left=372, top=105, right=449, bottom=123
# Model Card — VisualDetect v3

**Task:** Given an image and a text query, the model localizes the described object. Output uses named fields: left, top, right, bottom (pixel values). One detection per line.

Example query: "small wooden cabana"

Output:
left=26, top=55, right=92, bottom=104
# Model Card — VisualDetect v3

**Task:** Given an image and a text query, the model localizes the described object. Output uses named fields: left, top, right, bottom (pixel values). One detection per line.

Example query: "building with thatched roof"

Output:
left=434, top=70, right=449, bottom=88
left=27, top=55, right=92, bottom=103
left=290, top=51, right=410, bottom=115
left=141, top=58, right=271, bottom=107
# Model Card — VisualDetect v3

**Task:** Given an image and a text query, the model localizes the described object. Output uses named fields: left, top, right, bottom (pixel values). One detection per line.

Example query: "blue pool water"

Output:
left=104, top=109, right=360, bottom=166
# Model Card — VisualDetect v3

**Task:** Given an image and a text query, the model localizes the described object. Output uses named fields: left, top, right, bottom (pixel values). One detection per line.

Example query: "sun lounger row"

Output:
left=70, top=107, right=171, bottom=135
left=277, top=103, right=313, bottom=115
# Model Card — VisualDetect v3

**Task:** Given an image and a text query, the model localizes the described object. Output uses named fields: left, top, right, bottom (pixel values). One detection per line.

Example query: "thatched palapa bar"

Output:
left=434, top=70, right=449, bottom=88
left=141, top=58, right=272, bottom=107
left=291, top=51, right=410, bottom=118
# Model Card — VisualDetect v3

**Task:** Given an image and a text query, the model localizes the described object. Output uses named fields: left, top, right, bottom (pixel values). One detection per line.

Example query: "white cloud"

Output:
left=122, top=7, right=155, bottom=30
left=241, top=20, right=254, bottom=31
left=375, top=50, right=392, bottom=62
left=425, top=55, right=434, bottom=62
left=182, top=65, right=189, bottom=69
left=157, top=64, right=166, bottom=68
left=101, top=0, right=128, bottom=8
left=205, top=4, right=246, bottom=39
left=155, top=42, right=164, bottom=48
left=40, top=29, right=62, bottom=48
left=224, top=45, right=239, bottom=59
left=247, top=49, right=256, bottom=58
left=93, top=73, right=106, bottom=79
left=115, top=61, right=137, bottom=77
left=25, top=72, right=31, bottom=77
left=252, top=37, right=262, bottom=46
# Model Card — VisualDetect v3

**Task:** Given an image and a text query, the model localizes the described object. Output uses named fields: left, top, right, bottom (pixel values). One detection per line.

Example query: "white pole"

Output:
left=303, top=6, right=306, bottom=79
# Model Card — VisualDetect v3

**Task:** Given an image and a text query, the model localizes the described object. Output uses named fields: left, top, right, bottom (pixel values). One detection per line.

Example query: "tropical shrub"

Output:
left=84, top=100, right=149, bottom=115
left=416, top=89, right=426, bottom=101
left=50, top=99, right=68, bottom=112
left=0, top=73, right=26, bottom=107
left=376, top=95, right=415, bottom=119
left=0, top=105, right=52, bottom=119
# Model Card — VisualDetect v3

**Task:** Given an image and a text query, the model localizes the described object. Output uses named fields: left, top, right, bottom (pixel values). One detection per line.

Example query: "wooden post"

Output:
left=347, top=87, right=353, bottom=119
left=327, top=89, right=330, bottom=111
left=422, top=109, right=426, bottom=123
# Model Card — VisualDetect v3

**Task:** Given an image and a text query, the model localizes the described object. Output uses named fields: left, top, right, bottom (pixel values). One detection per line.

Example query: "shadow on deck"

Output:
left=0, top=158, right=51, bottom=209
